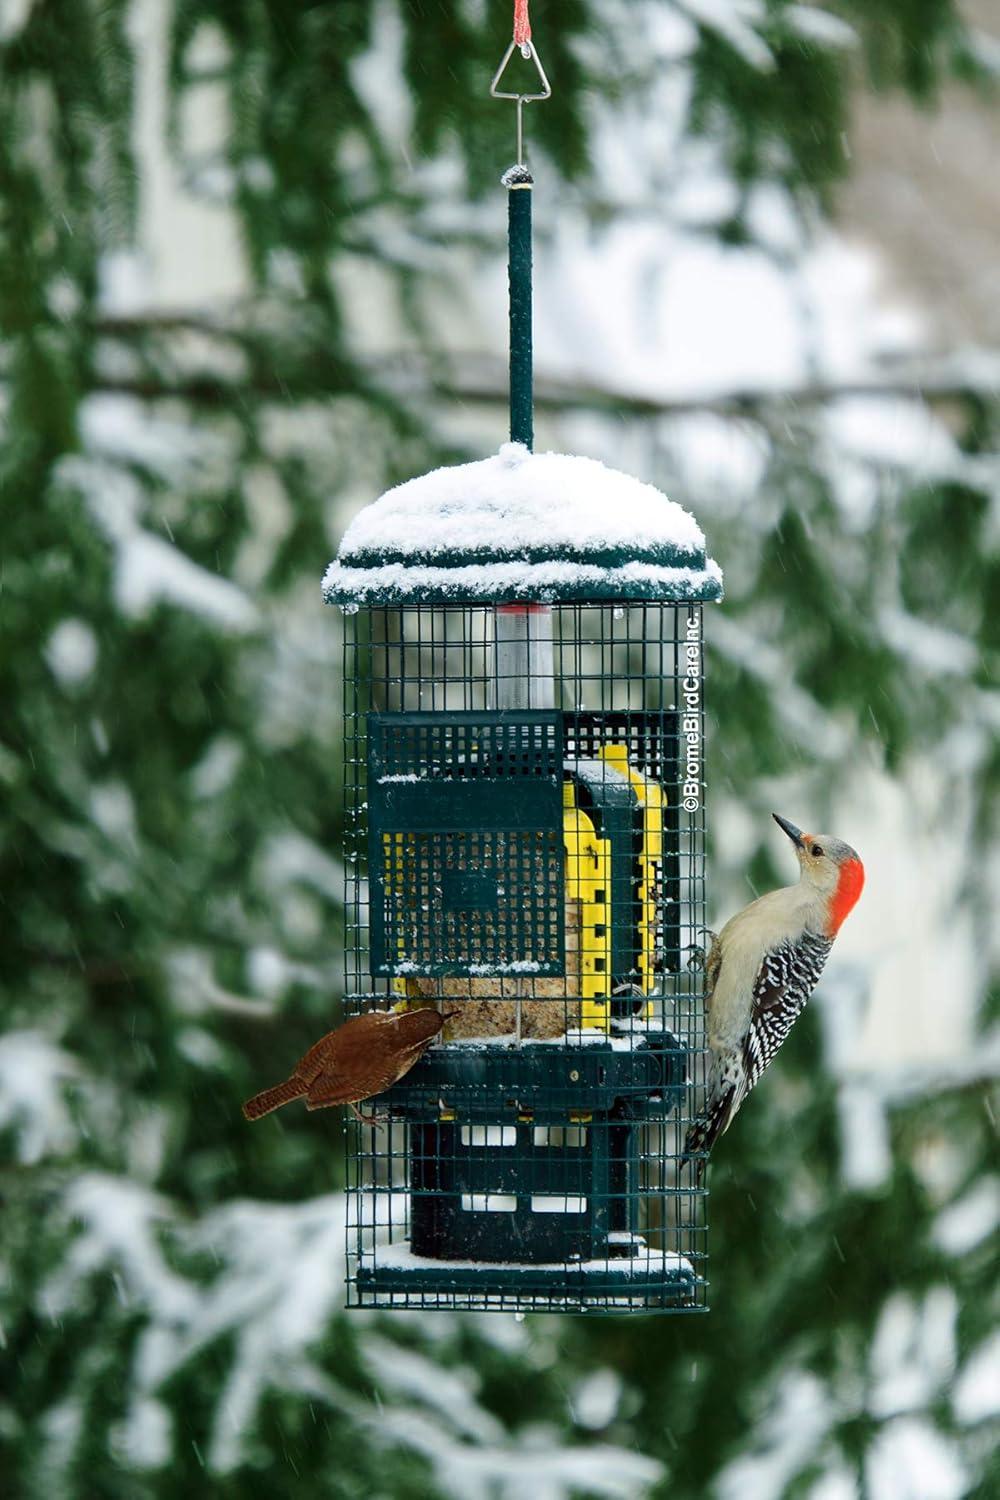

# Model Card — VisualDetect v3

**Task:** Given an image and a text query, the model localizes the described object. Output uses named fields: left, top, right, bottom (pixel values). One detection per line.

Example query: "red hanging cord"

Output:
left=513, top=0, right=532, bottom=49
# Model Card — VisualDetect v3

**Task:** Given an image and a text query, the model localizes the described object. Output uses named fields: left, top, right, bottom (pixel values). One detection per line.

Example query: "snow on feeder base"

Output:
left=326, top=443, right=721, bottom=1313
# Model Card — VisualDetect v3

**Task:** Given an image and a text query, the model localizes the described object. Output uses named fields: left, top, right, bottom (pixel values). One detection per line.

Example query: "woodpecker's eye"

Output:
left=810, top=844, right=823, bottom=858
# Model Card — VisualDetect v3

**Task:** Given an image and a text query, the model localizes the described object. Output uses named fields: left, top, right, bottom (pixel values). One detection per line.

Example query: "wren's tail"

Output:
left=680, top=1087, right=735, bottom=1183
left=242, top=1076, right=307, bottom=1120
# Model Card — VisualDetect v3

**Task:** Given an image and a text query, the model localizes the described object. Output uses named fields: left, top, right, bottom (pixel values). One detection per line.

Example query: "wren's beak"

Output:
left=772, top=813, right=805, bottom=850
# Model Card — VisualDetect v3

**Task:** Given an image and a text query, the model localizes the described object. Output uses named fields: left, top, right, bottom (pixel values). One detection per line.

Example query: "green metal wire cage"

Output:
left=338, top=598, right=711, bottom=1313
left=327, top=63, right=721, bottom=1310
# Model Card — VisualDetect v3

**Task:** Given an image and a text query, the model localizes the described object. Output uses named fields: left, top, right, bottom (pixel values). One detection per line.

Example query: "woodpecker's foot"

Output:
left=685, top=943, right=708, bottom=972
left=685, top=931, right=718, bottom=974
left=349, top=1103, right=389, bottom=1128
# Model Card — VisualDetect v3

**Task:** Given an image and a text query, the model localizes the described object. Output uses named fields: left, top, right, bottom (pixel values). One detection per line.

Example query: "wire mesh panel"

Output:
left=342, top=602, right=709, bottom=1313
left=368, top=712, right=565, bottom=977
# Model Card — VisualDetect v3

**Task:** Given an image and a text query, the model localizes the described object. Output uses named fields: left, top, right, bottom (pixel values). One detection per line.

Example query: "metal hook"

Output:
left=490, top=36, right=552, bottom=165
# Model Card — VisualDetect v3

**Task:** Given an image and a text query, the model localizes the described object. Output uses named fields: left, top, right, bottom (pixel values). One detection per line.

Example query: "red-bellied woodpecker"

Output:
left=683, top=813, right=865, bottom=1175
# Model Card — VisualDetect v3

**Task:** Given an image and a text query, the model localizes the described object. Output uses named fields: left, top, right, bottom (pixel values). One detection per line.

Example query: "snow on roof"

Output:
left=336, top=443, right=706, bottom=563
left=323, top=442, right=722, bottom=607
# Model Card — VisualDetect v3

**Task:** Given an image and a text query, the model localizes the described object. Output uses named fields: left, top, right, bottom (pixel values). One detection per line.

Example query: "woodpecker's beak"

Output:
left=772, top=813, right=805, bottom=850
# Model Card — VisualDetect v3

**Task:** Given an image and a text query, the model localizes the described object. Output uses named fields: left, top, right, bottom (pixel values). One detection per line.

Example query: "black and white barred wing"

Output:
left=741, top=932, right=833, bottom=1096
left=682, top=931, right=833, bottom=1173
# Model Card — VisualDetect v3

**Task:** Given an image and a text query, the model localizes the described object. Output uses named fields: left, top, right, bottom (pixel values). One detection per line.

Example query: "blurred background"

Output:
left=2, top=1, right=997, bottom=1496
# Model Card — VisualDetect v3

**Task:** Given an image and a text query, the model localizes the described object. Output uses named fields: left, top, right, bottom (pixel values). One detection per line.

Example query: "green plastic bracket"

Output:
left=363, top=1032, right=692, bottom=1292
left=367, top=711, right=566, bottom=977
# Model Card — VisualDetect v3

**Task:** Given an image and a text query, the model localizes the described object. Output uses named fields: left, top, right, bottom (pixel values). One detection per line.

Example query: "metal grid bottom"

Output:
left=343, top=1007, right=709, bottom=1314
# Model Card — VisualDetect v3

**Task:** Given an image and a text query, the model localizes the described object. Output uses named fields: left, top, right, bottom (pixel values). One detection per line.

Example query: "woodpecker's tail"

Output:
left=680, top=1087, right=735, bottom=1179
left=242, top=1076, right=306, bottom=1120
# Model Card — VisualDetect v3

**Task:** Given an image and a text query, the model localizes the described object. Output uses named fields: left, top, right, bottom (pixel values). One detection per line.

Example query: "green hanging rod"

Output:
left=490, top=7, right=551, bottom=452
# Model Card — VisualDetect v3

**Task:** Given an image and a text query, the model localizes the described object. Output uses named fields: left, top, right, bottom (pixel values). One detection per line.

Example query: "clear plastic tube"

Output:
left=491, top=603, right=554, bottom=710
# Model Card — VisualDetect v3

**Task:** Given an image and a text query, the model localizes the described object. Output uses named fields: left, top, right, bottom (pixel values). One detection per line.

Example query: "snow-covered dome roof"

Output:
left=323, top=443, right=722, bottom=608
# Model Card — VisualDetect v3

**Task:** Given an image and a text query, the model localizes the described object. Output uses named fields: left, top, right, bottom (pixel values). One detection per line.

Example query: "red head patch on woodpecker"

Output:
left=772, top=814, right=864, bottom=935
left=828, top=857, right=864, bottom=935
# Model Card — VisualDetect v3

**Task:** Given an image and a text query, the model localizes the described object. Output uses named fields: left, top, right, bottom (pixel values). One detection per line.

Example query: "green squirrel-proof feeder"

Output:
left=324, top=20, right=722, bottom=1314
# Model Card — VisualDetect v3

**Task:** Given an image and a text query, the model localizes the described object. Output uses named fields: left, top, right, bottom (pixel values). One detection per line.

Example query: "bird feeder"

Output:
left=322, top=20, right=722, bottom=1313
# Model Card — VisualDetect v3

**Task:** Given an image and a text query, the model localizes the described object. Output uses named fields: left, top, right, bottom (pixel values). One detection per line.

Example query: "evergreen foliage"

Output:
left=1, top=2, right=997, bottom=1496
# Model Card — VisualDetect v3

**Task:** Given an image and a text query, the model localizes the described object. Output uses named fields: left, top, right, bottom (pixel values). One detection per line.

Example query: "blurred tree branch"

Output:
left=82, top=315, right=1000, bottom=419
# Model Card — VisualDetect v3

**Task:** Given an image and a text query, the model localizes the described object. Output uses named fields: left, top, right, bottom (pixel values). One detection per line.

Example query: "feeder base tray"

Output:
left=356, top=1243, right=700, bottom=1309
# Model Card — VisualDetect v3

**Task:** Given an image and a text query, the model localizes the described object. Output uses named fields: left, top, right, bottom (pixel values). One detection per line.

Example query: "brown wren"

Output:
left=242, top=1007, right=455, bottom=1125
